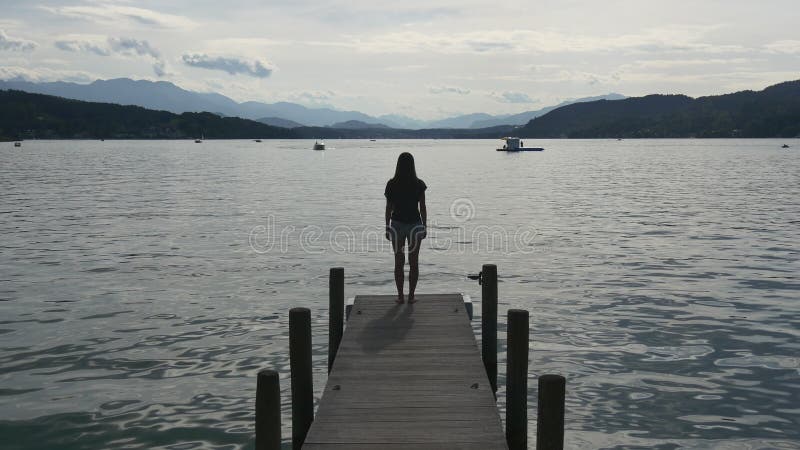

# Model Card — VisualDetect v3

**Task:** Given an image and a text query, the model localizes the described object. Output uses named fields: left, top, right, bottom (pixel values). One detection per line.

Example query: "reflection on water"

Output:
left=0, top=139, right=798, bottom=449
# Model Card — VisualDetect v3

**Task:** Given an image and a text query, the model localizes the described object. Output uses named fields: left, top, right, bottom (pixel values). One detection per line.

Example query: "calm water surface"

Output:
left=1, top=139, right=798, bottom=449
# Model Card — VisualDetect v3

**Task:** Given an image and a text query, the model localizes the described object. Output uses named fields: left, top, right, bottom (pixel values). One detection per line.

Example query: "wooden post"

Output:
left=328, top=267, right=344, bottom=373
left=536, top=374, right=566, bottom=450
left=481, top=263, right=498, bottom=394
left=289, top=307, right=313, bottom=450
left=506, top=309, right=529, bottom=450
left=255, top=369, right=281, bottom=450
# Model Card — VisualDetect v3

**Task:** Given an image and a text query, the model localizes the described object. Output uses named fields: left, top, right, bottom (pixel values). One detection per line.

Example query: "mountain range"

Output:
left=3, top=79, right=797, bottom=140
left=0, top=77, right=623, bottom=129
left=516, top=79, right=800, bottom=138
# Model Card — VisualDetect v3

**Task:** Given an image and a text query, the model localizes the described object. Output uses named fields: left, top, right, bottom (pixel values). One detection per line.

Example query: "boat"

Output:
left=313, top=140, right=325, bottom=150
left=14, top=142, right=22, bottom=147
left=782, top=144, right=790, bottom=148
left=254, top=139, right=262, bottom=143
left=496, top=137, right=543, bottom=152
left=195, top=132, right=204, bottom=143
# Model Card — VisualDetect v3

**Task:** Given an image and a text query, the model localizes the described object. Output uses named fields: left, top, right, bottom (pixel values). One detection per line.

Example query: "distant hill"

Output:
left=0, top=90, right=296, bottom=140
left=516, top=80, right=800, bottom=138
left=0, top=77, right=628, bottom=129
left=5, top=80, right=798, bottom=140
left=292, top=125, right=512, bottom=139
left=236, top=101, right=380, bottom=126
left=0, top=89, right=514, bottom=140
left=470, top=94, right=626, bottom=128
left=257, top=117, right=305, bottom=128
left=426, top=113, right=496, bottom=129
left=376, top=114, right=428, bottom=129
left=329, top=120, right=392, bottom=129
left=0, top=78, right=389, bottom=126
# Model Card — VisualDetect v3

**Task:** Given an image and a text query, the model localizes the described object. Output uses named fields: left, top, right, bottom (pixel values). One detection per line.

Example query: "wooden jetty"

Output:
left=256, top=265, right=566, bottom=450
left=306, top=293, right=505, bottom=449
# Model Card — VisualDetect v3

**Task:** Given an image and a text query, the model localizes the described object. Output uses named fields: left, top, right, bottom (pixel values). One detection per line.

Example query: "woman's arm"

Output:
left=419, top=192, right=427, bottom=227
left=385, top=200, right=393, bottom=239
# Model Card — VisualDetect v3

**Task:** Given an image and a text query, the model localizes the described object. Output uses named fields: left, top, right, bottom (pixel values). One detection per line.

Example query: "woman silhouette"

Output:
left=385, top=152, right=427, bottom=304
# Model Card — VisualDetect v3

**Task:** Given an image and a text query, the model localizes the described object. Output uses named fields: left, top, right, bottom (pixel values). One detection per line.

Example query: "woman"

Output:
left=385, top=152, right=427, bottom=304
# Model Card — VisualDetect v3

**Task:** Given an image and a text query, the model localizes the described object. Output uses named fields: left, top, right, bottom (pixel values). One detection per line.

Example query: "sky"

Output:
left=1, top=0, right=799, bottom=119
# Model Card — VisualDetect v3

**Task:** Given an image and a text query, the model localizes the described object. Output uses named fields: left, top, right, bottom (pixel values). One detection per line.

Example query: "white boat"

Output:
left=313, top=140, right=325, bottom=150
left=496, top=137, right=543, bottom=152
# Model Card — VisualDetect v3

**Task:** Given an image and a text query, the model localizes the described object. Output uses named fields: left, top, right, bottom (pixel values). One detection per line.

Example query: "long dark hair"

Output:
left=392, top=152, right=418, bottom=184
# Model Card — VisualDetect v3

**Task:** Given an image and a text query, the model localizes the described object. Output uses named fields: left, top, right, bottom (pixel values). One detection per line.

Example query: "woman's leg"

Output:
left=392, top=238, right=406, bottom=303
left=407, top=235, right=421, bottom=303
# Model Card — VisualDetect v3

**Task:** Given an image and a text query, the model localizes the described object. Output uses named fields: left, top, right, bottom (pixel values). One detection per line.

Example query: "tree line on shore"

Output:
left=3, top=79, right=799, bottom=141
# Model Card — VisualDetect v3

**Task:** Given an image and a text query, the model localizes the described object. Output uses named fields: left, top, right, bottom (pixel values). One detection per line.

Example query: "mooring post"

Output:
left=255, top=369, right=281, bottom=450
left=506, top=309, right=530, bottom=450
left=289, top=307, right=313, bottom=450
left=328, top=267, right=344, bottom=374
left=481, top=263, right=498, bottom=394
left=536, top=374, right=566, bottom=450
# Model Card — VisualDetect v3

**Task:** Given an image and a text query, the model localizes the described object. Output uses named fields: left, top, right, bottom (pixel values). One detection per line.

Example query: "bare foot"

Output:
left=408, top=295, right=417, bottom=304
left=395, top=295, right=405, bottom=304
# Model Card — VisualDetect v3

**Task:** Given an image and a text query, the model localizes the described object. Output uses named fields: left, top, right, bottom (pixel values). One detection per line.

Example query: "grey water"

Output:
left=0, top=139, right=798, bottom=449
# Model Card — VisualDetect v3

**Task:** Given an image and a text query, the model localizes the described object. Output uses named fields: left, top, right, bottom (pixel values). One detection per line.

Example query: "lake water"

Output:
left=1, top=139, right=798, bottom=449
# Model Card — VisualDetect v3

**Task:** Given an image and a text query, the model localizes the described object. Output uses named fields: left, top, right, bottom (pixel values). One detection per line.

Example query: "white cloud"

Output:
left=429, top=85, right=470, bottom=95
left=181, top=53, right=274, bottom=78
left=41, top=4, right=196, bottom=29
left=343, top=25, right=746, bottom=55
left=109, top=37, right=160, bottom=58
left=152, top=60, right=171, bottom=77
left=0, top=29, right=37, bottom=52
left=0, top=65, right=96, bottom=83
left=764, top=40, right=800, bottom=54
left=490, top=91, right=536, bottom=103
left=54, top=36, right=110, bottom=56
left=54, top=35, right=167, bottom=78
left=283, top=90, right=338, bottom=107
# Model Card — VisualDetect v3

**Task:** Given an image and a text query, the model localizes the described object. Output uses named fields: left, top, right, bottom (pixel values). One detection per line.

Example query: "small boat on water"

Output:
left=254, top=139, right=262, bottom=143
left=14, top=142, right=22, bottom=147
left=313, top=140, right=325, bottom=150
left=496, top=137, right=543, bottom=152
left=782, top=144, right=790, bottom=148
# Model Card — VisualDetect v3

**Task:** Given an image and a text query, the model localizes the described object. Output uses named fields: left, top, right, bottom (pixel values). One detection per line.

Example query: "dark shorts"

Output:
left=389, top=220, right=425, bottom=247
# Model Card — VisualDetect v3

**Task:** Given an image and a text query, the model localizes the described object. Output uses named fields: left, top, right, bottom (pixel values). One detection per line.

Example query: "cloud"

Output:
left=0, top=29, right=37, bottom=52
left=54, top=35, right=168, bottom=78
left=109, top=37, right=160, bottom=58
left=181, top=53, right=274, bottom=78
left=764, top=40, right=800, bottom=54
left=491, top=91, right=536, bottom=103
left=54, top=37, right=110, bottom=56
left=0, top=65, right=95, bottom=83
left=429, top=85, right=470, bottom=95
left=41, top=4, right=196, bottom=29
left=344, top=25, right=746, bottom=56
left=152, top=60, right=171, bottom=77
left=54, top=35, right=161, bottom=58
left=281, top=90, right=338, bottom=107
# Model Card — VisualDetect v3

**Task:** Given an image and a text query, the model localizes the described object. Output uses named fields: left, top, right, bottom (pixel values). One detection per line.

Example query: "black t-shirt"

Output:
left=385, top=178, right=427, bottom=223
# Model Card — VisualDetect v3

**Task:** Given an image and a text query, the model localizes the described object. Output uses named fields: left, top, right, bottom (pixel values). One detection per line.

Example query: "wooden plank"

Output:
left=303, top=443, right=507, bottom=450
left=304, top=294, right=507, bottom=449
